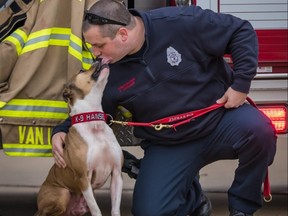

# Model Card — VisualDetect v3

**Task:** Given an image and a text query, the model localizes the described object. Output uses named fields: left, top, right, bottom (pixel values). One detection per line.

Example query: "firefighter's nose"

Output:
left=92, top=48, right=102, bottom=57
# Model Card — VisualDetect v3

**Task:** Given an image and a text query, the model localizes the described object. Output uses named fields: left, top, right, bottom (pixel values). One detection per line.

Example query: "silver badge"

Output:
left=167, top=46, right=181, bottom=66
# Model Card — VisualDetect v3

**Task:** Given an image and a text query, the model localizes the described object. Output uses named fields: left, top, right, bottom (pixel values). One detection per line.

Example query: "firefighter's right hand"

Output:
left=51, top=132, right=67, bottom=168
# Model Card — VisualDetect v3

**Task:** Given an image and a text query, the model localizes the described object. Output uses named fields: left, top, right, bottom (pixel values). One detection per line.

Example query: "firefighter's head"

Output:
left=82, top=0, right=144, bottom=63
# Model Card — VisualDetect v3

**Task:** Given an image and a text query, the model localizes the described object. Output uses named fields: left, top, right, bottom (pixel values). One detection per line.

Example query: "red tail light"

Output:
left=258, top=105, right=287, bottom=134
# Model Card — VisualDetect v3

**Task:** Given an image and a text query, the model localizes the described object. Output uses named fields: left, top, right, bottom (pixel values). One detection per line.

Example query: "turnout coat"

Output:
left=0, top=0, right=96, bottom=156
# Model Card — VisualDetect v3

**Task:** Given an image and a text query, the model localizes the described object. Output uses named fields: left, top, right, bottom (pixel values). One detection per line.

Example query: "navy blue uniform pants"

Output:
left=132, top=104, right=277, bottom=216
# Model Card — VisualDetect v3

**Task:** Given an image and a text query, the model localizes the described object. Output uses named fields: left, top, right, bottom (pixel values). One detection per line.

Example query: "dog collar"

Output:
left=71, top=111, right=107, bottom=125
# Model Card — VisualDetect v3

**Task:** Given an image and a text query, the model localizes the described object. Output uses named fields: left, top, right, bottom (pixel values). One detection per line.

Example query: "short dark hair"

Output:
left=82, top=0, right=134, bottom=38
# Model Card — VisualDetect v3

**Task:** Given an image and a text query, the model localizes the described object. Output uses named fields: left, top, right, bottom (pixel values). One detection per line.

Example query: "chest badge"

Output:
left=166, top=46, right=182, bottom=66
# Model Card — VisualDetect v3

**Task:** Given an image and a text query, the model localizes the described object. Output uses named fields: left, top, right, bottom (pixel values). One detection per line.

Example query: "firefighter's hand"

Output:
left=216, top=87, right=247, bottom=108
left=51, top=132, right=67, bottom=168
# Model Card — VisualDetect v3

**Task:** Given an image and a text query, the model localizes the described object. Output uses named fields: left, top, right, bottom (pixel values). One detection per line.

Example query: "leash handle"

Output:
left=263, top=170, right=272, bottom=202
left=150, top=103, right=224, bottom=125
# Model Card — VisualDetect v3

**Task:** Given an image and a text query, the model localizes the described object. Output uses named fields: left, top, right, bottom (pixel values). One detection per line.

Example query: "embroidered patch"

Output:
left=118, top=78, right=136, bottom=92
left=166, top=46, right=181, bottom=66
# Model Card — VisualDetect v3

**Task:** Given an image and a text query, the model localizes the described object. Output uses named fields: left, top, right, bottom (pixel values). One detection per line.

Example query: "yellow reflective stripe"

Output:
left=1, top=111, right=68, bottom=119
left=3, top=29, right=28, bottom=55
left=16, top=29, right=28, bottom=40
left=69, top=33, right=82, bottom=60
left=117, top=105, right=133, bottom=118
left=82, top=62, right=91, bottom=70
left=4, top=152, right=52, bottom=157
left=27, top=28, right=71, bottom=39
left=83, top=49, right=94, bottom=58
left=69, top=35, right=94, bottom=69
left=4, top=143, right=52, bottom=149
left=7, top=99, right=67, bottom=107
left=82, top=49, right=95, bottom=70
left=0, top=101, right=6, bottom=108
left=0, top=99, right=68, bottom=119
left=18, top=27, right=94, bottom=68
left=3, top=144, right=52, bottom=157
left=3, top=27, right=94, bottom=68
left=4, top=36, right=21, bottom=55
left=21, top=28, right=71, bottom=54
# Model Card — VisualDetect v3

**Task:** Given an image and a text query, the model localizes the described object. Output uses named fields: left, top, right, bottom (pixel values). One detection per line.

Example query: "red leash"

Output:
left=111, top=97, right=272, bottom=201
left=111, top=103, right=224, bottom=131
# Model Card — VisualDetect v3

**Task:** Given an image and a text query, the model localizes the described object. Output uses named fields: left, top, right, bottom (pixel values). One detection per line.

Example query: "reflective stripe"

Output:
left=82, top=49, right=95, bottom=70
left=69, top=33, right=83, bottom=61
left=3, top=144, right=52, bottom=157
left=0, top=101, right=6, bottom=108
left=0, top=99, right=68, bottom=119
left=69, top=34, right=94, bottom=69
left=3, top=27, right=93, bottom=68
left=21, top=28, right=71, bottom=53
left=3, top=29, right=27, bottom=55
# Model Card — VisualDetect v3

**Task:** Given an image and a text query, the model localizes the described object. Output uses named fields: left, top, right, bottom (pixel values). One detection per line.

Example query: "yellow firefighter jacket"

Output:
left=0, top=0, right=97, bottom=156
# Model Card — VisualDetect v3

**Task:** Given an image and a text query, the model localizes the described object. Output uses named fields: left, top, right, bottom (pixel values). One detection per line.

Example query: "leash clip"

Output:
left=110, top=120, right=128, bottom=126
left=264, top=194, right=272, bottom=202
left=153, top=124, right=173, bottom=131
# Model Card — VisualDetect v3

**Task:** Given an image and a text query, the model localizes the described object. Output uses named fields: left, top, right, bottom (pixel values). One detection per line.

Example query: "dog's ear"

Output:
left=62, top=83, right=73, bottom=104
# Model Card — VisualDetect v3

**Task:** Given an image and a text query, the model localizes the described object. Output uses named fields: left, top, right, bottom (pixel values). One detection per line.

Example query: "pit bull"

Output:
left=36, top=60, right=123, bottom=216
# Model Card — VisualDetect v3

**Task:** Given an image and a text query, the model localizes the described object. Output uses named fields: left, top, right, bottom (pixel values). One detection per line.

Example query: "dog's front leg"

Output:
left=82, top=183, right=102, bottom=216
left=110, top=168, right=123, bottom=216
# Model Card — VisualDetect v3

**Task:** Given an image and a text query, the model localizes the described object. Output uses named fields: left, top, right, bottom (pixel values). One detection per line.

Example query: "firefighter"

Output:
left=52, top=1, right=277, bottom=215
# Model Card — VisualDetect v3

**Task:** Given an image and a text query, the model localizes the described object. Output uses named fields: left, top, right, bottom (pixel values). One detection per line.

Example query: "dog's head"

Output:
left=63, top=59, right=110, bottom=107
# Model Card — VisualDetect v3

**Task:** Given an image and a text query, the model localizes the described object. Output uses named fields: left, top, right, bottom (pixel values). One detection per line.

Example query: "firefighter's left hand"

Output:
left=216, top=87, right=247, bottom=108
left=51, top=132, right=67, bottom=168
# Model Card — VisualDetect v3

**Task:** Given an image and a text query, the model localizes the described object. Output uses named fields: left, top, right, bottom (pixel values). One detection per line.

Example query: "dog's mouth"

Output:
left=91, top=58, right=110, bottom=80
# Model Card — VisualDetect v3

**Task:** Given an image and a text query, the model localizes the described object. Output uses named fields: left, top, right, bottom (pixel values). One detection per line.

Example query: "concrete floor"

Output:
left=0, top=141, right=287, bottom=215
left=0, top=186, right=287, bottom=216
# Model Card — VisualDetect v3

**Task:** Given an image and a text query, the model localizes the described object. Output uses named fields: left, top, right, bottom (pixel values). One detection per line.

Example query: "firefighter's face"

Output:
left=83, top=25, right=130, bottom=63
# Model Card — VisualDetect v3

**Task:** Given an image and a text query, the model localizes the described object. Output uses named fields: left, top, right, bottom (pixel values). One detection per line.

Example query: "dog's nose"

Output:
left=91, top=58, right=102, bottom=80
left=92, top=69, right=100, bottom=80
left=92, top=63, right=109, bottom=80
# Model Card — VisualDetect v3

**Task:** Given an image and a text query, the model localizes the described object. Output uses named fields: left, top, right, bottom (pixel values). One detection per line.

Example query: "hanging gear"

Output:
left=0, top=0, right=96, bottom=156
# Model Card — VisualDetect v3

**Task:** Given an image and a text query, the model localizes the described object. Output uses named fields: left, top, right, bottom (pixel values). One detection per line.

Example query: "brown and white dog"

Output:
left=36, top=60, right=123, bottom=216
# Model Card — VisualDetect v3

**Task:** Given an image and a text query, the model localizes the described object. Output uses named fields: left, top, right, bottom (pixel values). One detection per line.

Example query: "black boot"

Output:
left=121, top=150, right=141, bottom=179
left=229, top=208, right=253, bottom=216
left=191, top=193, right=212, bottom=216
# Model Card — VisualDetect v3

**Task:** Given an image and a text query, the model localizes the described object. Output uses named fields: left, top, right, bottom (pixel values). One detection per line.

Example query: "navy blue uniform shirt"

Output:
left=53, top=6, right=258, bottom=145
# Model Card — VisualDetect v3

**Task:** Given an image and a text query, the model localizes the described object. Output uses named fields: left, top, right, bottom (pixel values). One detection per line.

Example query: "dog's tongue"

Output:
left=100, top=57, right=112, bottom=65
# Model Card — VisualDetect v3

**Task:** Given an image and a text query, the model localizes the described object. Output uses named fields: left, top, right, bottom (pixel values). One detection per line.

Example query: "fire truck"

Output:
left=176, top=0, right=287, bottom=191
left=123, top=0, right=288, bottom=188
left=122, top=1, right=288, bottom=133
